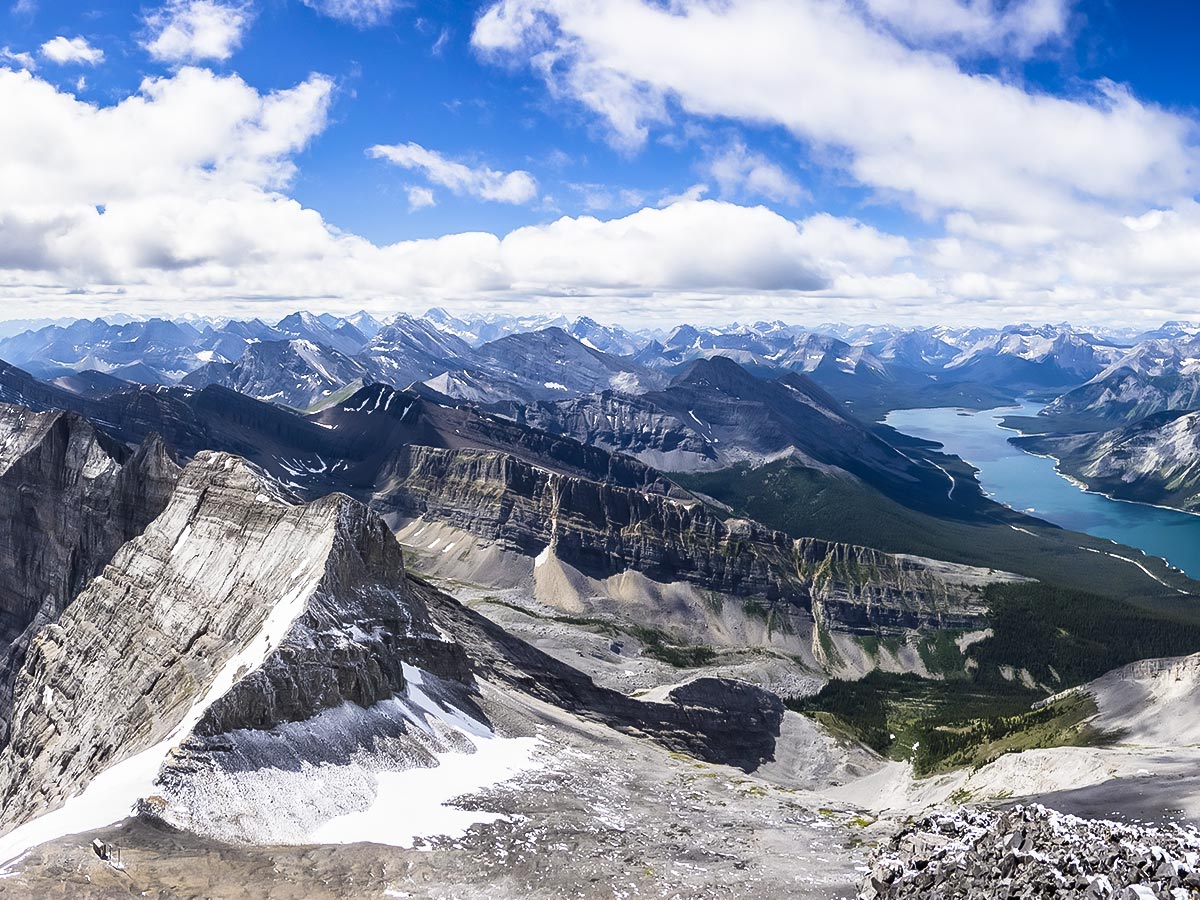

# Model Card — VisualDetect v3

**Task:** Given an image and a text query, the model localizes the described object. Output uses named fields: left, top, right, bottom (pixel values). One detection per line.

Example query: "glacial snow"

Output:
left=0, top=539, right=326, bottom=869
left=308, top=665, right=541, bottom=849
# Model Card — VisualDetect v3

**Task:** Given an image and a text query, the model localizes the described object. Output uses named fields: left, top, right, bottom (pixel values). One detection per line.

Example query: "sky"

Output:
left=1, top=0, right=1199, bottom=327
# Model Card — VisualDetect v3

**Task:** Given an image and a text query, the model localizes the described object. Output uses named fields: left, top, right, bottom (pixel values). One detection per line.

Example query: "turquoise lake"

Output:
left=884, top=403, right=1200, bottom=580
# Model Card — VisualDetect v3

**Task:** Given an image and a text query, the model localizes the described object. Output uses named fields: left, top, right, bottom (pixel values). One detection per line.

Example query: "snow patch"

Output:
left=309, top=666, right=540, bottom=850
left=0, top=561, right=325, bottom=868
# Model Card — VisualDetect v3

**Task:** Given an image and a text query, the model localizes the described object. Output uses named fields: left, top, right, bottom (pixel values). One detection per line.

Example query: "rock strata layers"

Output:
left=0, top=451, right=433, bottom=827
left=0, top=404, right=180, bottom=747
left=0, top=445, right=796, bottom=855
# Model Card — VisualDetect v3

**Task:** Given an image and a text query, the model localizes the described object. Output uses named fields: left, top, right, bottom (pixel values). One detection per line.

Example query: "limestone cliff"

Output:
left=0, top=404, right=180, bottom=747
left=0, top=450, right=791, bottom=855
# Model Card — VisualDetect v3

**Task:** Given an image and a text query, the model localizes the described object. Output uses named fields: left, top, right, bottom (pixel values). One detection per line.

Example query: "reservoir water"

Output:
left=884, top=402, right=1200, bottom=580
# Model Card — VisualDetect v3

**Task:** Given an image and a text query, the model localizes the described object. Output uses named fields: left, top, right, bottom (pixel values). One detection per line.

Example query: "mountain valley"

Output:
left=4, top=311, right=1200, bottom=897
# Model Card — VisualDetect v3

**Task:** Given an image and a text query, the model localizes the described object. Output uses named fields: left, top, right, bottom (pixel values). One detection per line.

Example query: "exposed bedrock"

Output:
left=0, top=404, right=180, bottom=748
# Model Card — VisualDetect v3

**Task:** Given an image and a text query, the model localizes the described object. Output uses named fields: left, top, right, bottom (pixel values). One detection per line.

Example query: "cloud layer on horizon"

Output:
left=2, top=0, right=1200, bottom=327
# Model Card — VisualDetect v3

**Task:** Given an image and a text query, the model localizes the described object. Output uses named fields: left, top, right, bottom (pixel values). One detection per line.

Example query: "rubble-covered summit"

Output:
left=862, top=804, right=1200, bottom=899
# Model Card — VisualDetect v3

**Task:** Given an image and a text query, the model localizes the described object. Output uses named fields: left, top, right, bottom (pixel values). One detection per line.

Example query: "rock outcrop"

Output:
left=0, top=404, right=180, bottom=747
left=385, top=444, right=996, bottom=647
left=377, top=444, right=806, bottom=603
left=0, top=451, right=414, bottom=825
left=0, top=448, right=795, bottom=858
left=861, top=805, right=1200, bottom=899
left=799, top=539, right=996, bottom=635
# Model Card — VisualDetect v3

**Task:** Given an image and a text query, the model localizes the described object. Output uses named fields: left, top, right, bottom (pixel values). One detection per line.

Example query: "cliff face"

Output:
left=797, top=539, right=993, bottom=634
left=0, top=449, right=793, bottom=855
left=0, top=405, right=178, bottom=648
left=382, top=445, right=995, bottom=652
left=374, top=444, right=806, bottom=604
left=0, top=452, right=387, bottom=824
left=0, top=404, right=180, bottom=747
left=193, top=495, right=474, bottom=738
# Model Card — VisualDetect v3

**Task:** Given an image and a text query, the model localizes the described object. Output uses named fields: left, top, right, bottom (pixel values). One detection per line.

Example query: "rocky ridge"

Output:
left=0, top=446, right=794, bottom=863
left=862, top=804, right=1200, bottom=899
left=0, top=404, right=180, bottom=747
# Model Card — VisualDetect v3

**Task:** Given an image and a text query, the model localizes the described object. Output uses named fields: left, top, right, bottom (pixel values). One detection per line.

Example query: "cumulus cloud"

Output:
left=368, top=141, right=539, bottom=204
left=863, top=0, right=1071, bottom=56
left=0, top=66, right=332, bottom=279
left=300, top=0, right=404, bottom=28
left=0, top=66, right=844, bottom=322
left=143, top=0, right=253, bottom=63
left=407, top=185, right=436, bottom=210
left=707, top=141, right=805, bottom=204
left=7, top=36, right=1200, bottom=328
left=796, top=214, right=911, bottom=275
left=500, top=201, right=826, bottom=293
left=40, top=36, right=104, bottom=65
left=0, top=47, right=36, bottom=70
left=471, top=0, right=1195, bottom=227
left=458, top=0, right=1200, bottom=326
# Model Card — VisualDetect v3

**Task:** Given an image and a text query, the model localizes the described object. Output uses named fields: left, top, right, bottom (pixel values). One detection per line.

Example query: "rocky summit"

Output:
left=862, top=805, right=1200, bottom=899
left=7, top=314, right=1200, bottom=897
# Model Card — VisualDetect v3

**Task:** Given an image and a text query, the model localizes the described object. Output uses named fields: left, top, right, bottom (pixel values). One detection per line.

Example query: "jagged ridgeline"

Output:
left=0, top=440, right=790, bottom=863
left=5, top=320, right=1200, bottom=899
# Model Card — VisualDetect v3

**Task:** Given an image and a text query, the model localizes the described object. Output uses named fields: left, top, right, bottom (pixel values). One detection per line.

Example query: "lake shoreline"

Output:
left=883, top=404, right=1200, bottom=580
left=995, top=413, right=1200, bottom=523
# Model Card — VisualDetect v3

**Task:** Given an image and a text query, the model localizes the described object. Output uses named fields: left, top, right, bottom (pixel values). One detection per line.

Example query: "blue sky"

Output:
left=2, top=0, right=1199, bottom=326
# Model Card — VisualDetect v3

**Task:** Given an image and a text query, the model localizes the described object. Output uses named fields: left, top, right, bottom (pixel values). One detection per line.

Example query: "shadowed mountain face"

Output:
left=275, top=311, right=370, bottom=356
left=511, top=357, right=969, bottom=515
left=1015, top=409, right=1200, bottom=512
left=182, top=339, right=373, bottom=410
left=458, top=327, right=667, bottom=401
left=2, top=360, right=673, bottom=494
left=0, top=404, right=181, bottom=747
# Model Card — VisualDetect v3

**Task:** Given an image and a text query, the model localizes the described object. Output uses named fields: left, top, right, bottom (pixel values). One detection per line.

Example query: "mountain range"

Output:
left=6, top=312, right=1200, bottom=896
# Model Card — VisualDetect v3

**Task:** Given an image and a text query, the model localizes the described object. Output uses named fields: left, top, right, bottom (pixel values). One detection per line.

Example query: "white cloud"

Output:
left=658, top=183, right=708, bottom=206
left=707, top=141, right=805, bottom=204
left=368, top=141, right=538, bottom=204
left=0, top=66, right=332, bottom=278
left=796, top=213, right=911, bottom=275
left=0, top=66, right=839, bottom=323
left=10, top=0, right=35, bottom=17
left=407, top=185, right=436, bottom=210
left=431, top=27, right=450, bottom=56
left=7, top=39, right=1200, bottom=329
left=863, top=0, right=1071, bottom=57
left=40, top=36, right=104, bottom=66
left=462, top=0, right=1200, bottom=327
left=143, top=0, right=253, bottom=64
left=300, top=0, right=404, bottom=28
left=471, top=0, right=1194, bottom=227
left=499, top=201, right=826, bottom=293
left=1, top=47, right=36, bottom=70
